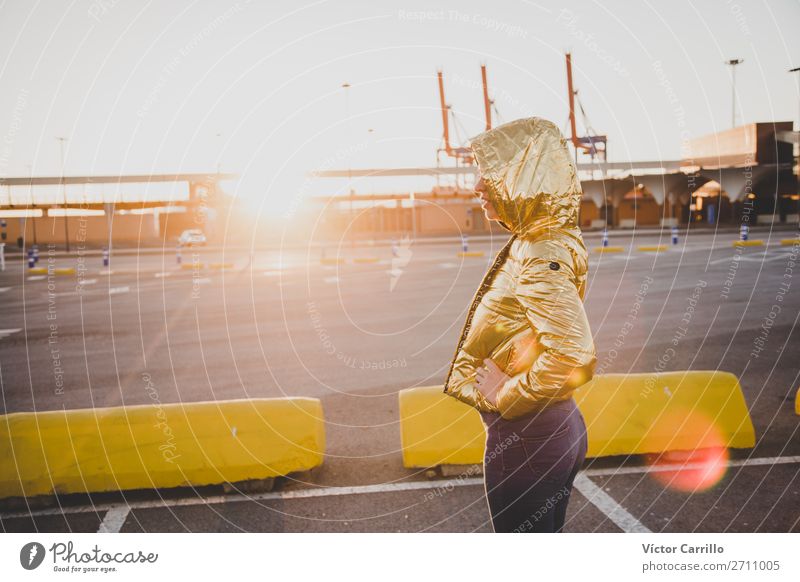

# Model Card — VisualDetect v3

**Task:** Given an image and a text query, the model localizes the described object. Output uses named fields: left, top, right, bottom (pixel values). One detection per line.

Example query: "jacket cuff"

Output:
left=446, top=382, right=500, bottom=414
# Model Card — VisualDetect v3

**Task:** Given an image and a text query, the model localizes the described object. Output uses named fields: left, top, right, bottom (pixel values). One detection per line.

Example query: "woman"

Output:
left=443, top=117, right=596, bottom=533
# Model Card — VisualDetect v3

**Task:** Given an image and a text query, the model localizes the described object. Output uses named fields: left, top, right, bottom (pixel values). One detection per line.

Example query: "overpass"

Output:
left=0, top=173, right=237, bottom=248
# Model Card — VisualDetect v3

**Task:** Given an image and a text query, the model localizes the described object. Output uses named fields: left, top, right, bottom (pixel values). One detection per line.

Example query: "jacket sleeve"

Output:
left=494, top=256, right=596, bottom=419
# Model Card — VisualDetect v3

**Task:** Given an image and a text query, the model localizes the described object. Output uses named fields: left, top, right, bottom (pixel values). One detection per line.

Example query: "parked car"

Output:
left=178, top=229, right=207, bottom=247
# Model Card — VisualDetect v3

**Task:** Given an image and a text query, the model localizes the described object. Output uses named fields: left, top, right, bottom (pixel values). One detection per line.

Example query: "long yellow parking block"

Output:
left=399, top=371, right=755, bottom=468
left=0, top=398, right=325, bottom=499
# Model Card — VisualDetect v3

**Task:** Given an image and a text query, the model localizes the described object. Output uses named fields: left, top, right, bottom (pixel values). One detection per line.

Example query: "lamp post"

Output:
left=342, top=82, right=354, bottom=244
left=26, top=164, right=37, bottom=245
left=55, top=136, right=70, bottom=251
left=790, top=66, right=800, bottom=222
left=725, top=59, right=744, bottom=128
left=215, top=132, right=222, bottom=175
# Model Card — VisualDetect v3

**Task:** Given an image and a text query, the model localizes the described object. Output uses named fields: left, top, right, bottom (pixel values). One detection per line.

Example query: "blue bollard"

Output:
left=27, top=249, right=35, bottom=269
left=671, top=226, right=678, bottom=245
left=32, top=244, right=39, bottom=264
left=461, top=235, right=468, bottom=253
left=602, top=229, right=609, bottom=247
left=102, top=247, right=110, bottom=267
left=740, top=223, right=749, bottom=241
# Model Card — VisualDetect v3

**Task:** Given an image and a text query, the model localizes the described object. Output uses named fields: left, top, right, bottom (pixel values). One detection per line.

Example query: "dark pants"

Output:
left=480, top=398, right=588, bottom=533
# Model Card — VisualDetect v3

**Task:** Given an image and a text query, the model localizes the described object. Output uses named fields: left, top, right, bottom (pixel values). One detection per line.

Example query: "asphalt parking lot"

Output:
left=1, top=227, right=799, bottom=532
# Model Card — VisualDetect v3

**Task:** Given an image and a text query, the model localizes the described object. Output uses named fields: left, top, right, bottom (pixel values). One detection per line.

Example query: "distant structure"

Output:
left=0, top=173, right=236, bottom=247
left=311, top=121, right=797, bottom=239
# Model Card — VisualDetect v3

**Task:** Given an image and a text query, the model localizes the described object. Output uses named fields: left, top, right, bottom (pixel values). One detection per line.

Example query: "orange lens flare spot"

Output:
left=508, top=334, right=541, bottom=375
left=644, top=409, right=729, bottom=492
left=565, top=366, right=591, bottom=389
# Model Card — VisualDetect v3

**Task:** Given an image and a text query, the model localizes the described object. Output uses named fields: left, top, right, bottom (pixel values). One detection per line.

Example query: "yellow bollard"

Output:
left=795, top=386, right=800, bottom=416
left=0, top=398, right=325, bottom=499
left=398, top=371, right=755, bottom=468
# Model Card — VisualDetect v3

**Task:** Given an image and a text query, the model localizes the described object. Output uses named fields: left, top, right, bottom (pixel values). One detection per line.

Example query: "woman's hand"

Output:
left=475, top=359, right=511, bottom=406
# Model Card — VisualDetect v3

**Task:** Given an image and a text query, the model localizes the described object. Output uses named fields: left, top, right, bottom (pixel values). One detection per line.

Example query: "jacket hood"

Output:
left=470, top=117, right=582, bottom=238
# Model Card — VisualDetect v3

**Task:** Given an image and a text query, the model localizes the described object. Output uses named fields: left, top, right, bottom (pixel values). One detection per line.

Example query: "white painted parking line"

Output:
left=4, top=455, right=799, bottom=521
left=573, top=474, right=652, bottom=533
left=583, top=454, right=800, bottom=477
left=0, top=328, right=21, bottom=340
left=78, top=279, right=97, bottom=286
left=154, top=272, right=173, bottom=278
left=438, top=262, right=457, bottom=269
left=609, top=254, right=641, bottom=261
left=323, top=276, right=339, bottom=284
left=27, top=275, right=46, bottom=281
left=707, top=248, right=794, bottom=266
left=739, top=253, right=793, bottom=263
left=97, top=506, right=130, bottom=533
left=0, top=287, right=10, bottom=293
left=108, top=286, right=130, bottom=295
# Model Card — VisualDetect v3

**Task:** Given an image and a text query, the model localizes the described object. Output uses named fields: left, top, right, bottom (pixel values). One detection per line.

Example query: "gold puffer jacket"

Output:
left=443, top=117, right=596, bottom=420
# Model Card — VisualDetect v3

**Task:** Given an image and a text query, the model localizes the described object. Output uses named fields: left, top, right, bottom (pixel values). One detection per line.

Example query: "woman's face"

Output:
left=474, top=176, right=501, bottom=221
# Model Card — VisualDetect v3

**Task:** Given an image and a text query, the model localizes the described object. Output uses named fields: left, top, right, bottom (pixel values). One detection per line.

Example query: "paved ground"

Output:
left=1, top=227, right=799, bottom=532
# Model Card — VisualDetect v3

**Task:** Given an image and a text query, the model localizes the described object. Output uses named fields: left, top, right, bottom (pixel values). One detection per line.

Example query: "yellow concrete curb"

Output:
left=320, top=258, right=344, bottom=265
left=638, top=245, right=667, bottom=252
left=353, top=257, right=380, bottom=264
left=780, top=238, right=800, bottom=246
left=457, top=251, right=485, bottom=258
left=732, top=240, right=764, bottom=247
left=399, top=371, right=755, bottom=468
left=54, top=268, right=76, bottom=276
left=795, top=386, right=800, bottom=416
left=398, top=388, right=485, bottom=468
left=0, top=398, right=325, bottom=499
left=27, top=267, right=48, bottom=275
left=593, top=246, right=625, bottom=253
left=180, top=263, right=205, bottom=270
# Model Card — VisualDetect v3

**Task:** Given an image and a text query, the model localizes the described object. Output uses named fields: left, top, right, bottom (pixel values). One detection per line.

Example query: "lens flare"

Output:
left=508, top=333, right=541, bottom=375
left=643, top=409, right=729, bottom=492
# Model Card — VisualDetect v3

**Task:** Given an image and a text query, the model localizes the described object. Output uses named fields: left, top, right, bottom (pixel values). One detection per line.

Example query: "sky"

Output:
left=0, top=0, right=798, bottom=214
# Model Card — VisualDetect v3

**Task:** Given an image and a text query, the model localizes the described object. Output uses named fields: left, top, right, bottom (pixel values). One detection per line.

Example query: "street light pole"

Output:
left=342, top=82, right=354, bottom=244
left=215, top=132, right=222, bottom=176
left=26, top=164, right=37, bottom=245
left=342, top=83, right=352, bottom=192
left=55, top=136, right=70, bottom=252
left=790, top=66, right=800, bottom=223
left=725, top=59, right=744, bottom=128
